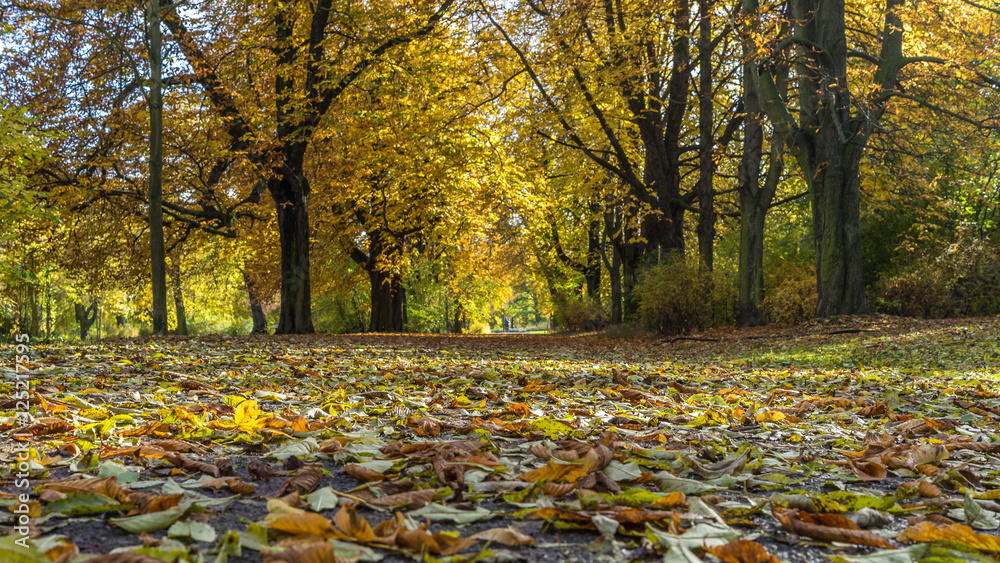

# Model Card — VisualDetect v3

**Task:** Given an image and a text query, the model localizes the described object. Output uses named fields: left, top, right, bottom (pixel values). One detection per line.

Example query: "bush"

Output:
left=763, top=263, right=817, bottom=325
left=553, top=297, right=606, bottom=332
left=874, top=235, right=1000, bottom=318
left=636, top=258, right=735, bottom=335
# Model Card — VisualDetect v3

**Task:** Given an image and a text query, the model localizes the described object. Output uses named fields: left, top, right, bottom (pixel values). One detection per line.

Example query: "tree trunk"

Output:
left=365, top=231, right=405, bottom=332
left=368, top=268, right=404, bottom=332
left=810, top=139, right=870, bottom=316
left=585, top=198, right=602, bottom=302
left=451, top=299, right=464, bottom=334
left=738, top=0, right=785, bottom=326
left=750, top=0, right=902, bottom=317
left=609, top=242, right=623, bottom=325
left=244, top=268, right=268, bottom=334
left=271, top=158, right=315, bottom=334
left=170, top=262, right=188, bottom=335
left=147, top=0, right=168, bottom=335
left=603, top=202, right=623, bottom=325
left=696, top=0, right=715, bottom=271
left=75, top=301, right=98, bottom=340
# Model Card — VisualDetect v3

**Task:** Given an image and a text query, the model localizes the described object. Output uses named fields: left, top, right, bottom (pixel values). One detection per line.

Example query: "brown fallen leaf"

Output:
left=366, top=488, right=438, bottom=509
left=706, top=540, right=782, bottom=563
left=581, top=444, right=614, bottom=473
left=772, top=508, right=895, bottom=549
left=165, top=454, right=220, bottom=477
left=396, top=523, right=477, bottom=556
left=249, top=459, right=278, bottom=481
left=262, top=542, right=360, bottom=563
left=126, top=492, right=184, bottom=515
left=344, top=464, right=386, bottom=483
left=327, top=504, right=373, bottom=543
left=520, top=460, right=588, bottom=483
left=282, top=465, right=324, bottom=495
left=41, top=476, right=129, bottom=503
left=468, top=527, right=534, bottom=546
left=899, top=480, right=945, bottom=498
left=542, top=482, right=576, bottom=497
left=11, top=417, right=76, bottom=437
left=897, top=521, right=1000, bottom=552
left=269, top=511, right=341, bottom=539
left=202, top=476, right=256, bottom=495
left=849, top=459, right=887, bottom=481
left=148, top=439, right=207, bottom=454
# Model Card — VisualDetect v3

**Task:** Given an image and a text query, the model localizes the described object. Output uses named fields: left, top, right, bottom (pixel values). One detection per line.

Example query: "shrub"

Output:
left=636, top=258, right=734, bottom=335
left=553, top=297, right=606, bottom=332
left=763, top=263, right=817, bottom=325
left=874, top=235, right=1000, bottom=318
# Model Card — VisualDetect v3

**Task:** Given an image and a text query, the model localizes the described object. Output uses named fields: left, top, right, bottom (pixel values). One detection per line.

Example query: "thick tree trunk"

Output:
left=364, top=231, right=405, bottom=332
left=148, top=0, right=168, bottom=335
left=810, top=142, right=870, bottom=316
left=271, top=159, right=315, bottom=334
left=793, top=0, right=872, bottom=317
left=170, top=263, right=188, bottom=335
left=368, top=268, right=404, bottom=332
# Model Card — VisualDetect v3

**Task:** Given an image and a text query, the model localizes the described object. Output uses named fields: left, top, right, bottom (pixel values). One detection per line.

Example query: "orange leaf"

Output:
left=706, top=540, right=782, bottom=563
left=897, top=522, right=1000, bottom=552
left=520, top=461, right=588, bottom=483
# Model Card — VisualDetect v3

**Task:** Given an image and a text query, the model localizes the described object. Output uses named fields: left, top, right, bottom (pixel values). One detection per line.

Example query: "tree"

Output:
left=162, top=0, right=456, bottom=333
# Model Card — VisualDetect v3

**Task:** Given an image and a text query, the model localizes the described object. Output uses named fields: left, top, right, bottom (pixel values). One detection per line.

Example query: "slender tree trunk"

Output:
left=243, top=268, right=268, bottom=334
left=451, top=299, right=464, bottom=334
left=609, top=243, right=623, bottom=325
left=586, top=198, right=602, bottom=302
left=697, top=0, right=715, bottom=271
left=603, top=202, right=624, bottom=325
left=148, top=0, right=168, bottom=335
left=738, top=0, right=785, bottom=326
left=170, top=262, right=188, bottom=335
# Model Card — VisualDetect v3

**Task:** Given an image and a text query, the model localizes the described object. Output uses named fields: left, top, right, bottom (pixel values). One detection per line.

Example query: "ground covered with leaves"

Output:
left=2, top=316, right=1000, bottom=563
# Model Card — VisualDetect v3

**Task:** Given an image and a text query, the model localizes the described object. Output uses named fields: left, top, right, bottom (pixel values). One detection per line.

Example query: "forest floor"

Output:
left=2, top=315, right=1000, bottom=563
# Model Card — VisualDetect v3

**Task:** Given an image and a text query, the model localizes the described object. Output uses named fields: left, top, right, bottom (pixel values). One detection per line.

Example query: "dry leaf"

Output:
left=520, top=461, right=588, bottom=483
left=706, top=540, right=782, bottom=563
left=773, top=508, right=895, bottom=548
left=849, top=459, right=887, bottom=481
left=897, top=521, right=1000, bottom=552
left=468, top=527, right=534, bottom=546
left=283, top=465, right=323, bottom=495
left=344, top=464, right=385, bottom=483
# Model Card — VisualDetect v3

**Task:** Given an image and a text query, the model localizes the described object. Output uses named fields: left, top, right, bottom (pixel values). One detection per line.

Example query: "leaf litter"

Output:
left=1, top=316, right=999, bottom=562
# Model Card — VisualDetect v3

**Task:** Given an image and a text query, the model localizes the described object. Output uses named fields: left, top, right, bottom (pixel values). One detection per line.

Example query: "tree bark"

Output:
left=368, top=267, right=405, bottom=332
left=696, top=0, right=715, bottom=271
left=148, top=0, right=168, bottom=335
left=170, top=261, right=188, bottom=335
left=738, top=0, right=785, bottom=326
left=271, top=149, right=315, bottom=333
left=75, top=301, right=98, bottom=340
left=243, top=268, right=268, bottom=334
left=586, top=197, right=602, bottom=302
left=750, top=0, right=906, bottom=316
